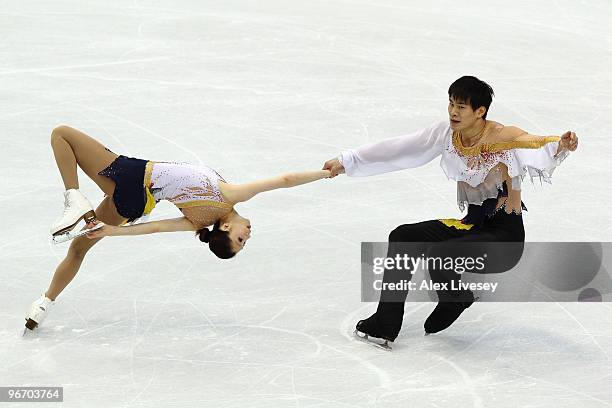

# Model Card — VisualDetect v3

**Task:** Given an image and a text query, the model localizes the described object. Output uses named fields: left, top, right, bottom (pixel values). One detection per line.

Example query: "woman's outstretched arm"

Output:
left=225, top=169, right=331, bottom=203
left=85, top=217, right=197, bottom=239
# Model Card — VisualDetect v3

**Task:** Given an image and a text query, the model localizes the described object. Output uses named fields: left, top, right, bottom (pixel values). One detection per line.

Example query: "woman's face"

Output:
left=226, top=218, right=252, bottom=252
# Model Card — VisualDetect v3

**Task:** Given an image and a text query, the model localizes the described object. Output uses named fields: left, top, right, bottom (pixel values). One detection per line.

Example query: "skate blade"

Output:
left=52, top=223, right=103, bottom=245
left=51, top=210, right=97, bottom=237
left=23, top=318, right=38, bottom=336
left=353, top=330, right=392, bottom=351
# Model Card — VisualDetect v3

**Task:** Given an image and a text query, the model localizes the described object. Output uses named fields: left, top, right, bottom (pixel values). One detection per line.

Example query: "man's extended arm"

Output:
left=324, top=121, right=449, bottom=177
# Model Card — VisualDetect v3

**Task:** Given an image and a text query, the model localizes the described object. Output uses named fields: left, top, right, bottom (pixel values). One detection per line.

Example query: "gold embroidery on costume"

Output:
left=143, top=187, right=156, bottom=215
left=452, top=132, right=560, bottom=157
left=438, top=218, right=474, bottom=230
left=143, top=161, right=157, bottom=216
left=169, top=189, right=217, bottom=201
left=144, top=161, right=154, bottom=187
left=175, top=200, right=233, bottom=210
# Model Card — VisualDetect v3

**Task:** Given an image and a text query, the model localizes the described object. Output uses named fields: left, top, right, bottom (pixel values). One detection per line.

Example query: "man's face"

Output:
left=448, top=97, right=484, bottom=131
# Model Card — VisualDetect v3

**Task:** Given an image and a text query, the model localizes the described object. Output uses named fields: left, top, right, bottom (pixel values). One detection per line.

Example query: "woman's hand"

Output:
left=85, top=220, right=118, bottom=239
left=320, top=169, right=332, bottom=179
left=559, top=131, right=578, bottom=152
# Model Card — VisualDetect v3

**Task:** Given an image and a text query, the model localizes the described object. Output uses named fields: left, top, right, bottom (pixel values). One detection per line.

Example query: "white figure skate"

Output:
left=24, top=294, right=55, bottom=333
left=50, top=189, right=96, bottom=238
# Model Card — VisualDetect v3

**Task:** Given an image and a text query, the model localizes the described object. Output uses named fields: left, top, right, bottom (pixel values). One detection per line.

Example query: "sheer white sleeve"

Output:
left=339, top=121, right=450, bottom=177
left=511, top=138, right=570, bottom=189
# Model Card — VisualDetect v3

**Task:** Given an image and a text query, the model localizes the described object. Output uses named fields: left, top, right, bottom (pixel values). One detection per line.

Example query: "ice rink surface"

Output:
left=2, top=0, right=612, bottom=406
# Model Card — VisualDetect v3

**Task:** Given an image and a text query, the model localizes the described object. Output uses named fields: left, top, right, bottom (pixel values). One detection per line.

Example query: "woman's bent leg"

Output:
left=50, top=126, right=119, bottom=195
left=45, top=196, right=127, bottom=300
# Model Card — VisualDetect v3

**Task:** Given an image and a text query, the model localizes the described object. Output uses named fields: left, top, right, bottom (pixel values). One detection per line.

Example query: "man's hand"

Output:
left=559, top=131, right=578, bottom=152
left=323, top=158, right=345, bottom=178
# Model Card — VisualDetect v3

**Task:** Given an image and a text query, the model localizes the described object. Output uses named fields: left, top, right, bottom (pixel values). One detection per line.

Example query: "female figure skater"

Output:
left=324, top=76, right=579, bottom=349
left=25, top=125, right=330, bottom=331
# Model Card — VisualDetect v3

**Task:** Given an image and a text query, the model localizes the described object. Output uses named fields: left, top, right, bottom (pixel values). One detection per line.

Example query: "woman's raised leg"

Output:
left=50, top=125, right=119, bottom=195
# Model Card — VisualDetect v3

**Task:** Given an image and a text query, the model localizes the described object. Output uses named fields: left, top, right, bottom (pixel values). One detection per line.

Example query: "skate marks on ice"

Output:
left=132, top=304, right=391, bottom=388
left=18, top=299, right=391, bottom=397
left=333, top=302, right=498, bottom=406
left=10, top=297, right=612, bottom=406
left=0, top=57, right=172, bottom=76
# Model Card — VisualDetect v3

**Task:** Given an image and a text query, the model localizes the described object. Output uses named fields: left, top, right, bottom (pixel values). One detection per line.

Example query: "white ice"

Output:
left=1, top=0, right=612, bottom=407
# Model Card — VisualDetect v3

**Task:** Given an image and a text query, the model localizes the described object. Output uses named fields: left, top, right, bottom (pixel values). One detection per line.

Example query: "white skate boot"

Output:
left=50, top=189, right=96, bottom=237
left=24, top=294, right=55, bottom=332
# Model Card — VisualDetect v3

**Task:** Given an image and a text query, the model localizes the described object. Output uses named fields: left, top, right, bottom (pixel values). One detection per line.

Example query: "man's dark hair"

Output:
left=448, top=76, right=495, bottom=119
left=197, top=221, right=236, bottom=259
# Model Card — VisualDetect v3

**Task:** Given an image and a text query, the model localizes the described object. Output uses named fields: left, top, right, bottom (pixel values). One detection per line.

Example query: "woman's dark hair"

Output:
left=197, top=221, right=236, bottom=259
left=448, top=76, right=494, bottom=119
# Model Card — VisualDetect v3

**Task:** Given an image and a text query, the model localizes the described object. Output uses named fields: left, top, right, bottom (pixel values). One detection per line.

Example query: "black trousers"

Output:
left=375, top=208, right=525, bottom=340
